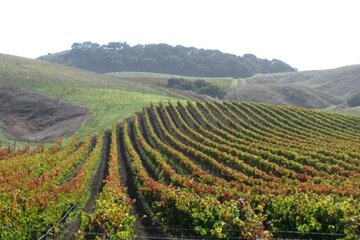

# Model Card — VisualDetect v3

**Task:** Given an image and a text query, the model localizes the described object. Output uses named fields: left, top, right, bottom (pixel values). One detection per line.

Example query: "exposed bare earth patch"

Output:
left=0, top=86, right=90, bottom=142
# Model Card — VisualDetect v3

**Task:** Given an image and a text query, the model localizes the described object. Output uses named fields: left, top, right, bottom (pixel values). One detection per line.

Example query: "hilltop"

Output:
left=38, top=41, right=296, bottom=77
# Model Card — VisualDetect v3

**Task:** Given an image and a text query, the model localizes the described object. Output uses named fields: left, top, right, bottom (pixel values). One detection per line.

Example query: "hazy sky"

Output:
left=0, top=0, right=359, bottom=70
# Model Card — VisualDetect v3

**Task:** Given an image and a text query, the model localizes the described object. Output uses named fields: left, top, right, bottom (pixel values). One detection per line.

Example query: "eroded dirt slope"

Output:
left=0, top=86, right=89, bottom=142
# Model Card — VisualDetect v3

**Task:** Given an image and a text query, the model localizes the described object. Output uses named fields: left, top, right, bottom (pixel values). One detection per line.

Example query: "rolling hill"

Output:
left=1, top=51, right=360, bottom=144
left=227, top=65, right=360, bottom=110
left=0, top=48, right=359, bottom=239
left=106, top=69, right=358, bottom=111
left=238, top=65, right=360, bottom=99
left=226, top=84, right=343, bottom=109
left=0, top=53, right=180, bottom=143
left=37, top=42, right=360, bottom=112
left=38, top=41, right=296, bottom=77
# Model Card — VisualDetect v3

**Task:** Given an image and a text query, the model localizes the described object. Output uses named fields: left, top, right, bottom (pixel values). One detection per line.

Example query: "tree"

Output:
left=167, top=78, right=193, bottom=90
left=197, top=85, right=227, bottom=99
left=71, top=42, right=82, bottom=49
left=193, top=79, right=208, bottom=88
left=167, top=78, right=227, bottom=99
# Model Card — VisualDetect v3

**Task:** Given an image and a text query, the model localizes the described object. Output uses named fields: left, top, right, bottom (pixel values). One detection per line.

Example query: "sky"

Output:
left=0, top=0, right=359, bottom=71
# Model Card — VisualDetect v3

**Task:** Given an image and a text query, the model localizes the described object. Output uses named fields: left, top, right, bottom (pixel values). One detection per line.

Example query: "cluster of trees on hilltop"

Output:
left=167, top=78, right=227, bottom=99
left=40, top=41, right=296, bottom=77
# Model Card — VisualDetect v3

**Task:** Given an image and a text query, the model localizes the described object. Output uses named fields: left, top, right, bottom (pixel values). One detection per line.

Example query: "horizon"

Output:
left=1, top=0, right=359, bottom=71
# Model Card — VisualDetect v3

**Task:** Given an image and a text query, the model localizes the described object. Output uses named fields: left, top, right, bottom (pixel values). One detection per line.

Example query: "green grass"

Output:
left=0, top=54, right=180, bottom=142
left=35, top=85, right=178, bottom=136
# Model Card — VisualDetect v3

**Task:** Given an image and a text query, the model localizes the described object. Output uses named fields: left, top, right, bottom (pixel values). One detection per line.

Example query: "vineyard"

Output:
left=0, top=101, right=360, bottom=239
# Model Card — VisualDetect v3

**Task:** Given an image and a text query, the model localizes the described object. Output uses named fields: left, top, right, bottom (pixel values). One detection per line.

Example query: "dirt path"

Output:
left=117, top=126, right=165, bottom=239
left=56, top=131, right=111, bottom=239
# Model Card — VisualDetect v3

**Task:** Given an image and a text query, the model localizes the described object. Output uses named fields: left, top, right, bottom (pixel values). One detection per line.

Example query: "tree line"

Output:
left=40, top=41, right=296, bottom=77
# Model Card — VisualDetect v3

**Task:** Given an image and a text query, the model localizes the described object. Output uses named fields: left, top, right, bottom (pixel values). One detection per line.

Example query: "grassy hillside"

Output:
left=108, top=69, right=360, bottom=111
left=0, top=54, right=180, bottom=143
left=1, top=52, right=359, bottom=145
left=107, top=71, right=233, bottom=88
left=226, top=84, right=343, bottom=109
left=107, top=71, right=234, bottom=101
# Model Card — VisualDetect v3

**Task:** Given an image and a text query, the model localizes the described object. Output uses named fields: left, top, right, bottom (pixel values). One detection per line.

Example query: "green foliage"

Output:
left=80, top=189, right=135, bottom=238
left=197, top=84, right=227, bottom=99
left=167, top=78, right=227, bottom=99
left=167, top=78, right=193, bottom=90
left=0, top=133, right=105, bottom=239
left=265, top=193, right=360, bottom=238
left=193, top=79, right=208, bottom=88
left=80, top=125, right=135, bottom=238
left=154, top=194, right=267, bottom=238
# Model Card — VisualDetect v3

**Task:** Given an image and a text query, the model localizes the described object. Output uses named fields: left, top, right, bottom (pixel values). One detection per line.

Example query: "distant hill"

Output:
left=38, top=41, right=296, bottom=77
left=105, top=70, right=347, bottom=109
left=2, top=51, right=360, bottom=143
left=226, top=84, right=343, bottom=109
left=105, top=67, right=359, bottom=110
left=227, top=65, right=360, bottom=110
left=241, top=65, right=360, bottom=99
